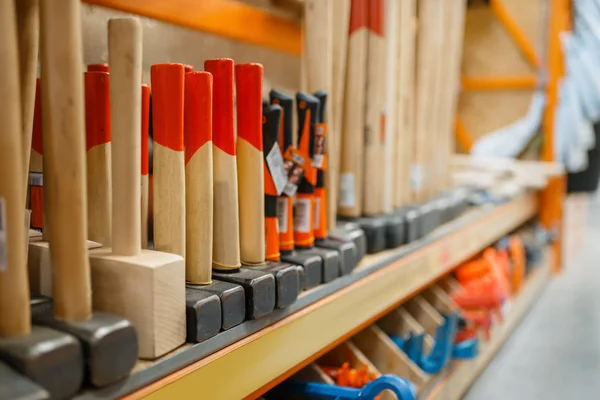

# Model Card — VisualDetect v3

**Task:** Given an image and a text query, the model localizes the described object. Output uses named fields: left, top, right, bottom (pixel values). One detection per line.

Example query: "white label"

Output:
left=266, top=143, right=288, bottom=195
left=411, top=164, right=422, bottom=191
left=0, top=198, right=6, bottom=272
left=277, top=197, right=288, bottom=234
left=312, top=154, right=324, bottom=168
left=314, top=197, right=321, bottom=230
left=294, top=197, right=311, bottom=233
left=28, top=172, right=43, bottom=186
left=339, top=173, right=355, bottom=207
left=283, top=180, right=299, bottom=197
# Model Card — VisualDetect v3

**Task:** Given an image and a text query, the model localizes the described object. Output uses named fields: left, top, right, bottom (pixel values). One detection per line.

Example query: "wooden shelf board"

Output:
left=75, top=193, right=538, bottom=400
left=421, top=255, right=551, bottom=400
left=82, top=0, right=302, bottom=54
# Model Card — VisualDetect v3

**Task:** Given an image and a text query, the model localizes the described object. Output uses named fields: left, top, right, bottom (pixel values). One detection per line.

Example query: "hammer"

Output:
left=0, top=2, right=83, bottom=397
left=33, top=4, right=139, bottom=386
left=90, top=18, right=186, bottom=360
left=183, top=71, right=245, bottom=340
left=207, top=59, right=276, bottom=320
left=235, top=63, right=300, bottom=309
left=269, top=90, right=329, bottom=289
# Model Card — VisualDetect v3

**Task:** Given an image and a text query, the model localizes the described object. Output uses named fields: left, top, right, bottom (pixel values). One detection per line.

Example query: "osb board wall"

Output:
left=458, top=0, right=547, bottom=147
left=81, top=4, right=301, bottom=96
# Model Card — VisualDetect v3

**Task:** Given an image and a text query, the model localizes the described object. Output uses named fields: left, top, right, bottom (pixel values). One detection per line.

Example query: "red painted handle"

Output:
left=235, top=63, right=264, bottom=151
left=184, top=71, right=213, bottom=165
left=204, top=58, right=235, bottom=156
left=84, top=71, right=111, bottom=151
left=150, top=63, right=185, bottom=151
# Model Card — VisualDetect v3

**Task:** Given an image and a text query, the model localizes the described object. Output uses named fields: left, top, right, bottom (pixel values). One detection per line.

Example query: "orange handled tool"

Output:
left=269, top=89, right=295, bottom=253
left=262, top=104, right=283, bottom=261
left=294, top=92, right=319, bottom=249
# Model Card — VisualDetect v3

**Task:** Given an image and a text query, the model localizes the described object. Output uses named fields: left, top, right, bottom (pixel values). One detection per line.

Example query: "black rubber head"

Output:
left=298, top=247, right=339, bottom=283
left=0, top=326, right=83, bottom=399
left=330, top=224, right=367, bottom=263
left=199, top=280, right=246, bottom=330
left=0, top=361, right=49, bottom=400
left=29, top=295, right=53, bottom=319
left=315, top=237, right=358, bottom=275
left=419, top=201, right=442, bottom=238
left=280, top=251, right=322, bottom=290
left=259, top=262, right=301, bottom=309
left=185, top=288, right=222, bottom=342
left=398, top=207, right=422, bottom=243
left=356, top=216, right=387, bottom=254
left=212, top=268, right=276, bottom=320
left=384, top=213, right=406, bottom=249
left=33, top=312, right=138, bottom=387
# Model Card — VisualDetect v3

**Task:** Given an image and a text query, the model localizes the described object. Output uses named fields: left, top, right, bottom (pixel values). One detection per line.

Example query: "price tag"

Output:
left=266, top=143, right=288, bottom=195
left=339, top=173, right=356, bottom=207
left=277, top=198, right=288, bottom=233
left=294, top=198, right=311, bottom=233
left=312, top=123, right=327, bottom=169
left=283, top=147, right=311, bottom=196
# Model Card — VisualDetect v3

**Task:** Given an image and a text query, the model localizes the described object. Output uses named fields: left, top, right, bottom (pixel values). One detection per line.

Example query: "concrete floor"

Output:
left=464, top=197, right=600, bottom=399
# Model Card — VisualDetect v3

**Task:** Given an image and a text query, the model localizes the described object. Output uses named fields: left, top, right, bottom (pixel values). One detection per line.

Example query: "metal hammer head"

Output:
left=0, top=326, right=83, bottom=399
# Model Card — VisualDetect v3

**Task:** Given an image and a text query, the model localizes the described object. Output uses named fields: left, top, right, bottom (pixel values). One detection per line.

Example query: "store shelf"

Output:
left=421, top=254, right=551, bottom=400
left=82, top=0, right=302, bottom=54
left=76, top=192, right=538, bottom=400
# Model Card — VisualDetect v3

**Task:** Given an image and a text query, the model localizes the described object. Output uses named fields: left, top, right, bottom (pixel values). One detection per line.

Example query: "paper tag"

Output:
left=312, top=123, right=327, bottom=169
left=339, top=173, right=355, bottom=207
left=283, top=147, right=309, bottom=196
left=277, top=197, right=288, bottom=233
left=0, top=197, right=6, bottom=272
left=266, top=143, right=288, bottom=195
left=314, top=197, right=321, bottom=230
left=294, top=197, right=311, bottom=233
left=411, top=164, right=422, bottom=191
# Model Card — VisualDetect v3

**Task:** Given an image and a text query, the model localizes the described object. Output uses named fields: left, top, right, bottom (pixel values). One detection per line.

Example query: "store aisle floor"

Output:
left=464, top=199, right=600, bottom=400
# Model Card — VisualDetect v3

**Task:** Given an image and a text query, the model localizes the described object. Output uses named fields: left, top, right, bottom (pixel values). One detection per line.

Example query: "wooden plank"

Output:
left=353, top=325, right=427, bottom=388
left=82, top=0, right=302, bottom=54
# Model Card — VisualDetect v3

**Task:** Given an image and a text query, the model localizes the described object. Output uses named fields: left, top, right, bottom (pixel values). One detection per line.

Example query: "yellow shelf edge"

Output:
left=125, top=193, right=538, bottom=400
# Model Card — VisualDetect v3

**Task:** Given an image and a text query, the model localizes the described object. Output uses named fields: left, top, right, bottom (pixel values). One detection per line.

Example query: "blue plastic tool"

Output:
left=271, top=374, right=417, bottom=400
left=397, top=313, right=459, bottom=374
left=452, top=337, right=479, bottom=360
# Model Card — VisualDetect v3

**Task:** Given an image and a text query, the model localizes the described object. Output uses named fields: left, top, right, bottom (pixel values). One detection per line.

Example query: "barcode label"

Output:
left=339, top=173, right=355, bottom=207
left=266, top=143, right=288, bottom=195
left=294, top=197, right=311, bottom=233
left=277, top=197, right=288, bottom=233
left=29, top=172, right=43, bottom=186
left=314, top=197, right=321, bottom=230
left=0, top=197, right=6, bottom=272
left=411, top=164, right=422, bottom=191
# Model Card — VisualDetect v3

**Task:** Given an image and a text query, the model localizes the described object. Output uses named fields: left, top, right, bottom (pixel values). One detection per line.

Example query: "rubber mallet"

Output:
left=0, top=361, right=49, bottom=400
left=269, top=90, right=327, bottom=289
left=294, top=92, right=340, bottom=283
left=184, top=71, right=245, bottom=340
left=207, top=59, right=276, bottom=320
left=0, top=2, right=83, bottom=396
left=33, top=7, right=139, bottom=388
left=234, top=63, right=300, bottom=309
left=251, top=101, right=301, bottom=308
left=311, top=91, right=358, bottom=275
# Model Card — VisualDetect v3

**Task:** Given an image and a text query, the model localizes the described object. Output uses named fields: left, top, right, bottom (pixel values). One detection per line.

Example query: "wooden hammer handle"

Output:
left=16, top=0, right=39, bottom=199
left=109, top=17, right=143, bottom=256
left=0, top=0, right=30, bottom=338
left=40, top=0, right=91, bottom=321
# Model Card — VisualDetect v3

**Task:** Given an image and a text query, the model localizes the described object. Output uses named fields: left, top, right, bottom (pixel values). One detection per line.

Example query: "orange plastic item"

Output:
left=483, top=248, right=511, bottom=299
left=321, top=362, right=378, bottom=390
left=455, top=259, right=491, bottom=284
left=509, top=235, right=526, bottom=293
